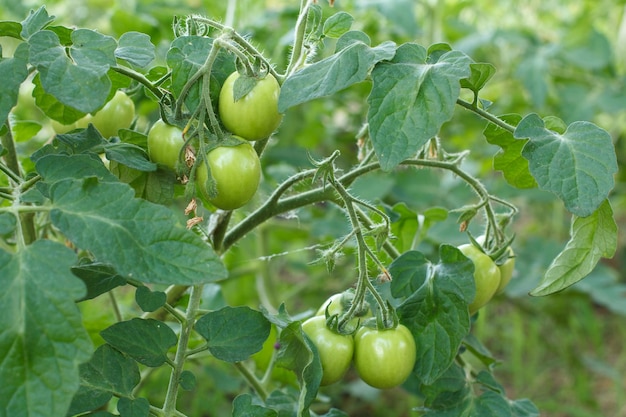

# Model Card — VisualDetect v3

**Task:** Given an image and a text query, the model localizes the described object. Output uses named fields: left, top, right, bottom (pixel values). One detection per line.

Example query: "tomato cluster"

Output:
left=302, top=293, right=417, bottom=389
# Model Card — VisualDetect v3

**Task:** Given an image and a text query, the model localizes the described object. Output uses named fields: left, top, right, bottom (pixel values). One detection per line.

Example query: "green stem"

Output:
left=162, top=285, right=204, bottom=416
left=234, top=362, right=269, bottom=400
left=112, top=65, right=164, bottom=100
left=456, top=98, right=516, bottom=133
left=286, top=0, right=314, bottom=77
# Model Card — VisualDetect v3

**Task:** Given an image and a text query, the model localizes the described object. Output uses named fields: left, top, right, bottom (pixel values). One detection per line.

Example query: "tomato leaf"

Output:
left=20, top=5, right=54, bottom=39
left=232, top=394, right=278, bottom=417
left=0, top=212, right=17, bottom=235
left=0, top=240, right=92, bottom=417
left=368, top=44, right=471, bottom=171
left=278, top=38, right=396, bottom=111
left=460, top=62, right=496, bottom=94
left=530, top=199, right=617, bottom=296
left=31, top=73, right=88, bottom=124
left=322, top=11, right=354, bottom=38
left=115, top=31, right=155, bottom=68
left=68, top=344, right=140, bottom=416
left=135, top=286, right=166, bottom=313
left=392, top=245, right=474, bottom=384
left=0, top=21, right=23, bottom=39
left=47, top=178, right=225, bottom=284
left=71, top=261, right=127, bottom=301
left=104, top=142, right=157, bottom=172
left=514, top=113, right=617, bottom=217
left=0, top=44, right=29, bottom=130
left=195, top=306, right=271, bottom=362
left=101, top=318, right=177, bottom=367
left=35, top=153, right=118, bottom=183
left=117, top=397, right=150, bottom=417
left=511, top=399, right=541, bottom=417
left=28, top=30, right=111, bottom=113
left=483, top=113, right=537, bottom=189
left=275, top=322, right=322, bottom=414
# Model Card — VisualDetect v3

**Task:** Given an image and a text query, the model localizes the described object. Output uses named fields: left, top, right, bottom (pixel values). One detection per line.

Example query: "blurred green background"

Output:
left=2, top=0, right=625, bottom=416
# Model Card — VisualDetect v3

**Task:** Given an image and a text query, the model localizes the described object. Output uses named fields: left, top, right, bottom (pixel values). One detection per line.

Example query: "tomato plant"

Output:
left=458, top=243, right=502, bottom=315
left=0, top=2, right=621, bottom=417
left=218, top=72, right=283, bottom=141
left=353, top=324, right=417, bottom=389
left=147, top=119, right=185, bottom=171
left=196, top=141, right=261, bottom=210
left=302, top=316, right=354, bottom=386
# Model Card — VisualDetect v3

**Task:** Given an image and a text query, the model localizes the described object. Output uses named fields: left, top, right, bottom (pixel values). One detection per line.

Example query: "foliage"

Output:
left=0, top=1, right=623, bottom=417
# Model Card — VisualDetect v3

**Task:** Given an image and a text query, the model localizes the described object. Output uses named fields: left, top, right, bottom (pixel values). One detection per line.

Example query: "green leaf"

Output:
left=0, top=21, right=23, bottom=39
left=135, top=286, right=166, bottom=312
left=514, top=113, right=617, bottom=217
left=368, top=44, right=471, bottom=171
left=393, top=245, right=474, bottom=384
left=117, top=397, right=150, bottom=417
left=179, top=370, right=196, bottom=391
left=10, top=120, right=42, bottom=142
left=0, top=213, right=17, bottom=235
left=101, top=318, right=177, bottom=367
left=530, top=199, right=617, bottom=296
left=48, top=178, right=226, bottom=285
left=278, top=39, right=396, bottom=111
left=104, top=142, right=157, bottom=172
left=419, top=363, right=469, bottom=411
left=31, top=73, right=88, bottom=124
left=195, top=306, right=271, bottom=362
left=462, top=334, right=499, bottom=369
left=510, top=399, right=540, bottom=417
left=483, top=113, right=537, bottom=189
left=108, top=161, right=176, bottom=204
left=471, top=391, right=513, bottom=417
left=0, top=240, right=92, bottom=417
left=0, top=46, right=29, bottom=129
left=460, top=63, right=496, bottom=94
left=275, top=322, right=322, bottom=415
left=71, top=262, right=127, bottom=301
left=232, top=394, right=278, bottom=417
left=28, top=30, right=110, bottom=113
left=70, top=29, right=117, bottom=76
left=115, top=32, right=155, bottom=67
left=36, top=153, right=118, bottom=183
left=20, top=6, right=54, bottom=39
left=322, top=11, right=354, bottom=38
left=68, top=344, right=140, bottom=415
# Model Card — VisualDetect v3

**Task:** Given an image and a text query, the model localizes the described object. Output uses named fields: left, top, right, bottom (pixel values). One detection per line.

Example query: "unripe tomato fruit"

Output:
left=458, top=244, right=501, bottom=314
left=89, top=91, right=135, bottom=138
left=147, top=120, right=185, bottom=171
left=302, top=316, right=354, bottom=386
left=218, top=72, right=283, bottom=141
left=196, top=141, right=261, bottom=210
left=353, top=324, right=416, bottom=389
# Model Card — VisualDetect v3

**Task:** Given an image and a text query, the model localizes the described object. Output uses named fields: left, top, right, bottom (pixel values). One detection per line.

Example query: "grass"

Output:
left=472, top=294, right=626, bottom=417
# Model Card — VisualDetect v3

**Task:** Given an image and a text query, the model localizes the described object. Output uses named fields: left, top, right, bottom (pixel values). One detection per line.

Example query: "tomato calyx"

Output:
left=470, top=232, right=516, bottom=267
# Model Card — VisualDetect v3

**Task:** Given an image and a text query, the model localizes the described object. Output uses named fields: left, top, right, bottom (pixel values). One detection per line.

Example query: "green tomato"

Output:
left=353, top=324, right=416, bottom=389
left=302, top=316, right=354, bottom=386
left=196, top=141, right=261, bottom=210
left=458, top=244, right=501, bottom=315
left=218, top=72, right=283, bottom=141
left=315, top=292, right=371, bottom=330
left=89, top=90, right=135, bottom=138
left=496, top=246, right=515, bottom=294
left=147, top=120, right=185, bottom=170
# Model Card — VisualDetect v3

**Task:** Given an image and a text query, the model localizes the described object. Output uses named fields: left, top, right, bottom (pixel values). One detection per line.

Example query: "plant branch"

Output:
left=112, top=65, right=164, bottom=100
left=286, top=0, right=314, bottom=77
left=456, top=98, right=517, bottom=133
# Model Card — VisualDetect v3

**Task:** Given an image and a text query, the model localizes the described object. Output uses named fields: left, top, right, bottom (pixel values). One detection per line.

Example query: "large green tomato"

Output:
left=302, top=316, right=354, bottom=386
left=89, top=90, right=135, bottom=138
left=218, top=72, right=283, bottom=141
left=458, top=244, right=501, bottom=315
left=196, top=141, right=261, bottom=210
left=147, top=120, right=185, bottom=171
left=353, top=324, right=416, bottom=389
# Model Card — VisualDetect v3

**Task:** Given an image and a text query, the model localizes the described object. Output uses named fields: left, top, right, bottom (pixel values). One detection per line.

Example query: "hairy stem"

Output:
left=162, top=285, right=204, bottom=416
